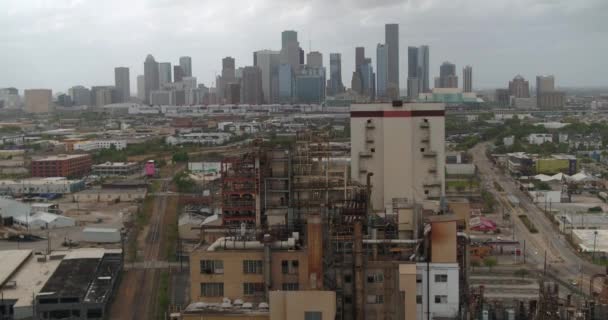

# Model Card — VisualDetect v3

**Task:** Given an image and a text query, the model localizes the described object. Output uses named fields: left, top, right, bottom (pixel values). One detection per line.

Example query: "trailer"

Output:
left=82, top=227, right=121, bottom=243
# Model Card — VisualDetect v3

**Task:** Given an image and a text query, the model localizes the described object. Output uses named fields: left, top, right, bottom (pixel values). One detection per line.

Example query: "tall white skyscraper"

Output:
left=137, top=75, right=145, bottom=101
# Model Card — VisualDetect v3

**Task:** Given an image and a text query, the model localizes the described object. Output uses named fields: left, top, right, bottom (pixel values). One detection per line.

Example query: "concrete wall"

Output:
left=269, top=291, right=336, bottom=320
left=416, top=263, right=460, bottom=320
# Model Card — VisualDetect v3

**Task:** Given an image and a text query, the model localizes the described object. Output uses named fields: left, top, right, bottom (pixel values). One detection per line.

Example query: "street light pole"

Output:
left=592, top=230, right=598, bottom=262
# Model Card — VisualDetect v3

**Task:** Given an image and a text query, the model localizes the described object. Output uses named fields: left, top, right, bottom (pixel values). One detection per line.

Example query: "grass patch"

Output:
left=127, top=196, right=154, bottom=262
left=519, top=215, right=538, bottom=233
left=156, top=271, right=170, bottom=320
left=149, top=180, right=161, bottom=193
left=164, top=199, right=180, bottom=262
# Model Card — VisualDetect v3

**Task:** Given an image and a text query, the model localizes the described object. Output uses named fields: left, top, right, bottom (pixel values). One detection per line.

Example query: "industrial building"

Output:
left=194, top=108, right=466, bottom=320
left=350, top=102, right=446, bottom=213
left=72, top=188, right=147, bottom=203
left=31, top=154, right=92, bottom=178
left=0, top=177, right=85, bottom=195
left=92, top=162, right=140, bottom=176
left=34, top=248, right=123, bottom=320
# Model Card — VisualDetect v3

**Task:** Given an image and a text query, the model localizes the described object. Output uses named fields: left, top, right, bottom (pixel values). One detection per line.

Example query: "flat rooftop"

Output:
left=39, top=248, right=122, bottom=302
left=0, top=249, right=32, bottom=286
left=33, top=154, right=90, bottom=161
left=1, top=252, right=62, bottom=308
left=573, top=229, right=608, bottom=252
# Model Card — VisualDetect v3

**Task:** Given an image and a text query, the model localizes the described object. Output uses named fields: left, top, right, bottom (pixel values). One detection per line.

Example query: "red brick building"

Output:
left=31, top=154, right=92, bottom=178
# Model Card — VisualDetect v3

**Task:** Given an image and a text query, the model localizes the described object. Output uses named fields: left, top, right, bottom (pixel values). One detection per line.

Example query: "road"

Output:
left=472, top=142, right=604, bottom=294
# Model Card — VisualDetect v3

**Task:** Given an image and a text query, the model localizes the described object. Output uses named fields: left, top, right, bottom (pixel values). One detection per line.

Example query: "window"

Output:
left=416, top=295, right=423, bottom=304
left=424, top=190, right=429, bottom=195
left=434, top=295, right=448, bottom=304
left=201, top=283, right=224, bottom=297
left=200, top=260, right=223, bottom=274
left=86, top=309, right=102, bottom=318
left=371, top=148, right=375, bottom=153
left=367, top=272, right=384, bottom=283
left=416, top=274, right=422, bottom=283
left=243, top=260, right=263, bottom=274
left=344, top=295, right=353, bottom=304
left=305, top=311, right=322, bottom=320
left=366, top=295, right=384, bottom=304
left=282, top=282, right=299, bottom=291
left=344, top=274, right=352, bottom=284
left=367, top=119, right=372, bottom=124
left=281, top=260, right=299, bottom=274
left=243, top=283, right=264, bottom=296
left=435, top=274, right=448, bottom=283
left=420, top=148, right=425, bottom=152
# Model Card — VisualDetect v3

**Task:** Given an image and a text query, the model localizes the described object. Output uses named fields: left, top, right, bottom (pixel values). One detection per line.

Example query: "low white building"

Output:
left=0, top=177, right=85, bottom=195
left=13, top=211, right=76, bottom=229
left=92, top=162, right=140, bottom=176
left=218, top=122, right=262, bottom=135
left=503, top=135, right=515, bottom=147
left=166, top=132, right=233, bottom=146
left=416, top=263, right=460, bottom=319
left=73, top=140, right=127, bottom=151
left=527, top=133, right=553, bottom=145
left=72, top=188, right=147, bottom=203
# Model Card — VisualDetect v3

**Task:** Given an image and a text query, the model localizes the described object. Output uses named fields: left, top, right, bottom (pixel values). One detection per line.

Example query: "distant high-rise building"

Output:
left=495, top=89, right=511, bottom=107
left=280, top=30, right=301, bottom=73
left=158, top=62, right=172, bottom=86
left=114, top=67, right=130, bottom=102
left=222, top=57, right=236, bottom=82
left=463, top=65, right=473, bottom=93
left=407, top=47, right=420, bottom=99
left=306, top=51, right=323, bottom=68
left=418, top=45, right=430, bottom=93
left=435, top=61, right=458, bottom=88
left=355, top=47, right=365, bottom=70
left=174, top=66, right=184, bottom=83
left=295, top=66, right=326, bottom=104
left=0, top=88, right=20, bottom=109
left=509, top=75, right=530, bottom=98
left=536, top=75, right=564, bottom=109
left=254, top=50, right=281, bottom=103
left=360, top=58, right=376, bottom=101
left=24, top=89, right=52, bottom=113
left=137, top=75, right=145, bottom=101
left=56, top=93, right=72, bottom=107
left=385, top=23, right=399, bottom=99
left=240, top=66, right=264, bottom=105
left=144, top=54, right=160, bottom=104
left=376, top=44, right=388, bottom=99
left=179, top=56, right=192, bottom=77
left=299, top=48, right=305, bottom=65
left=225, top=82, right=241, bottom=104
left=91, top=86, right=116, bottom=107
left=278, top=64, right=293, bottom=103
left=328, top=53, right=344, bottom=96
left=182, top=77, right=197, bottom=90
left=69, top=86, right=91, bottom=106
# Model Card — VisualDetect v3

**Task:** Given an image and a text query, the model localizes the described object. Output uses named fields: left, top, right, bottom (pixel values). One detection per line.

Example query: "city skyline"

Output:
left=1, top=0, right=607, bottom=93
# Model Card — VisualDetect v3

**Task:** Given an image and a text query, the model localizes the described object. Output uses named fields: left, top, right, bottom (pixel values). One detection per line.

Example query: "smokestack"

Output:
left=354, top=220, right=365, bottom=320
left=307, top=214, right=323, bottom=290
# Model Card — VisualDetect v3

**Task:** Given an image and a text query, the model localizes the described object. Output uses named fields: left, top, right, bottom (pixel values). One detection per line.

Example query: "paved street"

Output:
left=472, top=142, right=604, bottom=294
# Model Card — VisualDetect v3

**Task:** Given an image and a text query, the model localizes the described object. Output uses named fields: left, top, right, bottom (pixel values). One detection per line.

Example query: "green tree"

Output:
left=514, top=268, right=529, bottom=279
left=483, top=257, right=498, bottom=271
left=172, top=150, right=189, bottom=163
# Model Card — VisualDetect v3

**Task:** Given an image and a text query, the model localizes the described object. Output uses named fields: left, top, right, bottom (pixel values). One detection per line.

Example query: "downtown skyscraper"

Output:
left=418, top=45, right=430, bottom=93
left=254, top=49, right=280, bottom=103
left=463, top=65, right=473, bottom=92
left=179, top=56, right=192, bottom=77
left=159, top=62, right=172, bottom=86
left=143, top=55, right=159, bottom=104
left=407, top=46, right=419, bottom=99
left=376, top=44, right=388, bottom=99
left=114, top=67, right=130, bottom=102
left=385, top=23, right=399, bottom=99
left=328, top=53, right=344, bottom=96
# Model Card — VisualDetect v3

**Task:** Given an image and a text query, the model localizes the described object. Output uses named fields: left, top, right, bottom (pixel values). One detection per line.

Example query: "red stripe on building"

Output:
left=350, top=110, right=444, bottom=118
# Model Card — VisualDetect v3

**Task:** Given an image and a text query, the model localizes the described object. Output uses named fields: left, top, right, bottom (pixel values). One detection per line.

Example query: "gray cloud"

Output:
left=0, top=0, right=606, bottom=93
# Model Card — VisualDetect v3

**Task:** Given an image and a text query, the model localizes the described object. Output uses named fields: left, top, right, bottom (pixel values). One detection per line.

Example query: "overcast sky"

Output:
left=1, top=0, right=607, bottom=94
